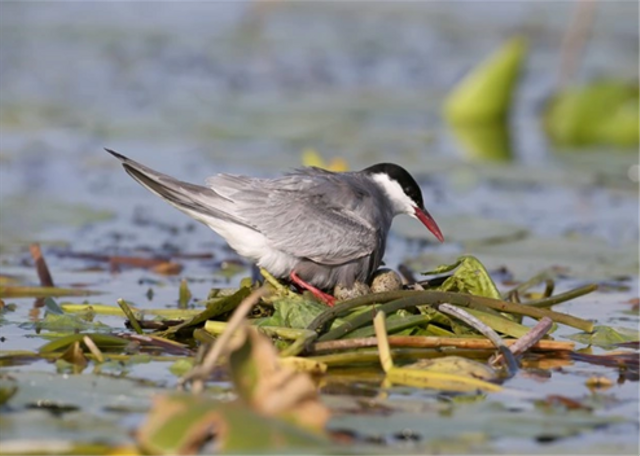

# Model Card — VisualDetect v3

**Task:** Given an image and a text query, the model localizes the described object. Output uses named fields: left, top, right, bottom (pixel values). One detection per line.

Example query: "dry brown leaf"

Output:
left=542, top=394, right=592, bottom=411
left=151, top=261, right=184, bottom=275
left=229, top=323, right=330, bottom=432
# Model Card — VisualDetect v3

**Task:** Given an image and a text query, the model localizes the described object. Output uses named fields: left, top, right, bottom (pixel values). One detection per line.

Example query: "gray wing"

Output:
left=106, top=149, right=255, bottom=230
left=207, top=169, right=379, bottom=265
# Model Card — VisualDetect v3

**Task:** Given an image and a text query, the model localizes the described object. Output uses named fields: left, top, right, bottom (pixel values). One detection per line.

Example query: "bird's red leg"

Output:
left=289, top=271, right=335, bottom=307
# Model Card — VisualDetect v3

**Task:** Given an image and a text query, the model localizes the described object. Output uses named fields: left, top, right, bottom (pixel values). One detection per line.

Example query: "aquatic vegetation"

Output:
left=0, top=3, right=637, bottom=453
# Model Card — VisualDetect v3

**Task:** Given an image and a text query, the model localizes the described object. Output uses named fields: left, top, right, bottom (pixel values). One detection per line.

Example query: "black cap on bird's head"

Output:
left=363, top=163, right=444, bottom=243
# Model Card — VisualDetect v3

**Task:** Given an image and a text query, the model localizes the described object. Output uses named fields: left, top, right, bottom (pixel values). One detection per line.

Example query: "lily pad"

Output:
left=328, top=401, right=626, bottom=443
left=567, top=325, right=640, bottom=349
left=20, top=311, right=111, bottom=333
left=0, top=371, right=164, bottom=445
left=39, top=333, right=130, bottom=353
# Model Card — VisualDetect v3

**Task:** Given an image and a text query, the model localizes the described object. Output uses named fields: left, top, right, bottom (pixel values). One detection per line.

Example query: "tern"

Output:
left=106, top=149, right=444, bottom=306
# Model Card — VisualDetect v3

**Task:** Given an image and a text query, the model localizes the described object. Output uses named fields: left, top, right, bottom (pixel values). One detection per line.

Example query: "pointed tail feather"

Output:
left=105, top=148, right=253, bottom=229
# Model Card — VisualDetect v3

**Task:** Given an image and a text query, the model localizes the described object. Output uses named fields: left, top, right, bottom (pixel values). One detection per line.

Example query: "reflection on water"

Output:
left=449, top=122, right=513, bottom=162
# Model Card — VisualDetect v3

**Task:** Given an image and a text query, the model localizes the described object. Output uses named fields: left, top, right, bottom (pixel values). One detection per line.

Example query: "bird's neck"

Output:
left=369, top=173, right=414, bottom=216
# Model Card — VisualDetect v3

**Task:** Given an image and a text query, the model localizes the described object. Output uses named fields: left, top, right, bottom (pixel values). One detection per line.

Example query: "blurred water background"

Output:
left=1, top=2, right=637, bottom=249
left=0, top=2, right=638, bottom=452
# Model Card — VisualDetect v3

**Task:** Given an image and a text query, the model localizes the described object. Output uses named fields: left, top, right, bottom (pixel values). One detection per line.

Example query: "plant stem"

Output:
left=316, top=291, right=594, bottom=341
left=306, top=290, right=421, bottom=333
left=117, top=298, right=143, bottom=334
left=312, top=336, right=574, bottom=353
left=308, top=348, right=492, bottom=367
left=374, top=312, right=394, bottom=372
left=259, top=268, right=289, bottom=295
left=503, top=268, right=557, bottom=299
left=490, top=317, right=554, bottom=367
left=439, top=304, right=518, bottom=376
left=524, top=284, right=597, bottom=308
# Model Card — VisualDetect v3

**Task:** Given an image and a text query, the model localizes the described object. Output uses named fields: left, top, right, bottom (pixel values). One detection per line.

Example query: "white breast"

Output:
left=198, top=213, right=297, bottom=279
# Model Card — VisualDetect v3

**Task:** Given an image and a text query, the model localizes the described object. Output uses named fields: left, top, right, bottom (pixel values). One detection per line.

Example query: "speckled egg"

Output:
left=370, top=268, right=404, bottom=293
left=334, top=281, right=371, bottom=301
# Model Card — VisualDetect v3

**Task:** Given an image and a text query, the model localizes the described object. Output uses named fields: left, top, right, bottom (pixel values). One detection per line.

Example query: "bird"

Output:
left=106, top=149, right=444, bottom=306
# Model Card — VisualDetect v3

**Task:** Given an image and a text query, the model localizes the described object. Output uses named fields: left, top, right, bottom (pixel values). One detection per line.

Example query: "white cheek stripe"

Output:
left=371, top=173, right=416, bottom=215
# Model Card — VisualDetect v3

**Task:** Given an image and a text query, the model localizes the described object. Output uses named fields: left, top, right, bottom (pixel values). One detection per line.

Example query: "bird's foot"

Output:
left=289, top=271, right=336, bottom=307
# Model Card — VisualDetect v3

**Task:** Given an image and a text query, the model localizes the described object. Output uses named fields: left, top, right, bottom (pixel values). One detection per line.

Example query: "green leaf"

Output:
left=178, top=279, right=191, bottom=309
left=168, top=358, right=195, bottom=377
left=60, top=302, right=201, bottom=319
left=423, top=255, right=502, bottom=300
left=461, top=307, right=531, bottom=338
left=444, top=36, right=527, bottom=123
left=21, top=312, right=109, bottom=333
left=158, top=287, right=252, bottom=337
left=544, top=80, right=639, bottom=147
left=567, top=325, right=639, bottom=349
left=0, top=376, right=18, bottom=406
left=137, top=394, right=330, bottom=454
left=39, top=333, right=130, bottom=353
left=260, top=295, right=334, bottom=329
left=43, top=297, right=64, bottom=315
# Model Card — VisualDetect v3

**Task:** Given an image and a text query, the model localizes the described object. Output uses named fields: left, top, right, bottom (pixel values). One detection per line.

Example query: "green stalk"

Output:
left=503, top=268, right=557, bottom=299
left=524, top=284, right=598, bottom=308
left=345, top=314, right=432, bottom=339
left=117, top=298, right=143, bottom=334
left=316, top=290, right=594, bottom=342
left=461, top=307, right=531, bottom=338
left=307, top=290, right=421, bottom=333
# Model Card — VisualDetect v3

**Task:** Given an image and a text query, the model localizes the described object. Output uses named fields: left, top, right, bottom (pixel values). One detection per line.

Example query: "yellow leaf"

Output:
left=406, top=356, right=498, bottom=382
left=326, top=158, right=349, bottom=172
left=106, top=444, right=141, bottom=455
left=301, top=148, right=349, bottom=172
left=278, top=356, right=327, bottom=375
left=374, top=311, right=502, bottom=393
left=301, top=148, right=325, bottom=168
left=387, top=366, right=502, bottom=393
